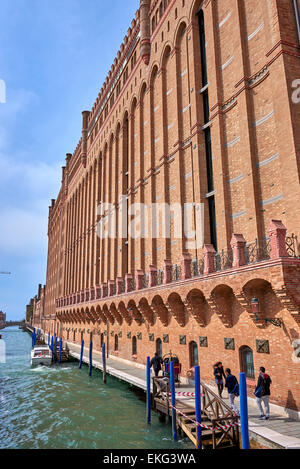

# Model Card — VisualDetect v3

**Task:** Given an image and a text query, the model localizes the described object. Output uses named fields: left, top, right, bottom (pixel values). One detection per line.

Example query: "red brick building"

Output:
left=33, top=0, right=300, bottom=415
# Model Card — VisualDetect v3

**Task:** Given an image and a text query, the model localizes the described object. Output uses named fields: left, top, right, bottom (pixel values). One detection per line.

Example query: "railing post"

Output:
left=89, top=341, right=93, bottom=377
left=239, top=372, right=250, bottom=449
left=102, top=342, right=107, bottom=384
left=79, top=340, right=84, bottom=369
left=170, top=361, right=177, bottom=440
left=146, top=356, right=151, bottom=424
left=194, top=365, right=202, bottom=449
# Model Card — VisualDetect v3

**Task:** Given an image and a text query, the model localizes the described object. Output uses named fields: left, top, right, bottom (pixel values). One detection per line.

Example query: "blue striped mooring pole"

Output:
left=54, top=335, right=57, bottom=363
left=146, top=356, right=151, bottom=424
left=89, top=341, right=93, bottom=377
left=194, top=365, right=202, bottom=449
left=102, top=343, right=106, bottom=383
left=239, top=372, right=250, bottom=449
left=170, top=361, right=177, bottom=441
left=59, top=338, right=62, bottom=364
left=79, top=340, right=84, bottom=369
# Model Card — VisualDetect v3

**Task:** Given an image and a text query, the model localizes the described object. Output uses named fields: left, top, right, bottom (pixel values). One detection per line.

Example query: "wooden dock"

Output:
left=153, top=377, right=240, bottom=449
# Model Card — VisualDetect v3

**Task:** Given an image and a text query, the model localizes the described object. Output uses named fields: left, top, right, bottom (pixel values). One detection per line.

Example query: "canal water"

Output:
left=0, top=327, right=193, bottom=449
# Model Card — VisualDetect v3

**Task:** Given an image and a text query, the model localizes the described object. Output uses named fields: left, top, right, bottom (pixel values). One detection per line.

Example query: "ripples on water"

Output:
left=0, top=327, right=193, bottom=449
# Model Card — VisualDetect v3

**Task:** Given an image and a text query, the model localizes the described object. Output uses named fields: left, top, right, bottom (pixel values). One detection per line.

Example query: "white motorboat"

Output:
left=31, top=345, right=52, bottom=366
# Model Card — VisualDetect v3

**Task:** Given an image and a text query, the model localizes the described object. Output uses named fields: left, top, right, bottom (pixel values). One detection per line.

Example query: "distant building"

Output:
left=0, top=311, right=6, bottom=328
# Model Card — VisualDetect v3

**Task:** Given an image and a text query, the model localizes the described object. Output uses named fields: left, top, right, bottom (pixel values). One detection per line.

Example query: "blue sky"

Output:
left=0, top=0, right=139, bottom=320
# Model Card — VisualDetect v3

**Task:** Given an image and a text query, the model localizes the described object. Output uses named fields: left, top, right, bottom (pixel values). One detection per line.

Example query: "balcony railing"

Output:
left=56, top=227, right=299, bottom=308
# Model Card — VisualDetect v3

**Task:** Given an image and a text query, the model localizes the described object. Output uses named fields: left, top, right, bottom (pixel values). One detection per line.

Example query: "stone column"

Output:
left=181, top=252, right=192, bottom=280
left=268, top=220, right=288, bottom=259
left=231, top=234, right=247, bottom=268
left=203, top=244, right=216, bottom=275
left=163, top=259, right=173, bottom=284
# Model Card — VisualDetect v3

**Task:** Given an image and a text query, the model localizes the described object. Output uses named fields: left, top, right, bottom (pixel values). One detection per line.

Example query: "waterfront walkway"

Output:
left=66, top=341, right=300, bottom=449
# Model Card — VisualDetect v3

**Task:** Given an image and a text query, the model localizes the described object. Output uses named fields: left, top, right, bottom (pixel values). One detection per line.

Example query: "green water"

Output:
left=0, top=327, right=193, bottom=449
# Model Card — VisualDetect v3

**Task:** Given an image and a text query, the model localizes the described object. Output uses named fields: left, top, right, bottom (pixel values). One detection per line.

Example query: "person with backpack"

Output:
left=150, top=352, right=163, bottom=377
left=213, top=361, right=226, bottom=398
left=255, top=366, right=272, bottom=420
left=225, top=368, right=240, bottom=416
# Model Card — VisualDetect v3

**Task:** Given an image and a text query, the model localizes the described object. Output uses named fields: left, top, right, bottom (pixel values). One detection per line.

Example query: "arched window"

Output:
left=89, top=332, right=93, bottom=343
left=73, top=330, right=76, bottom=342
left=240, top=346, right=255, bottom=379
left=132, top=336, right=137, bottom=356
left=114, top=334, right=118, bottom=351
left=189, top=341, right=198, bottom=367
left=156, top=338, right=162, bottom=357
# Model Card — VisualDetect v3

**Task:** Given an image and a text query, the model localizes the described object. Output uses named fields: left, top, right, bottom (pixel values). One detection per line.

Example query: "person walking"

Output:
left=255, top=366, right=272, bottom=420
left=225, top=368, right=240, bottom=416
left=213, top=361, right=226, bottom=398
left=150, top=352, right=163, bottom=377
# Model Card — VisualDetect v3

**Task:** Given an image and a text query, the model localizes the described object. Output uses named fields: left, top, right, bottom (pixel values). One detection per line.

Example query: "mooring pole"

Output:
left=89, top=341, right=93, bottom=377
left=195, top=365, right=202, bottom=449
left=54, top=335, right=57, bottom=363
left=48, top=332, right=50, bottom=346
left=79, top=340, right=84, bottom=369
left=102, top=342, right=106, bottom=384
left=50, top=336, right=53, bottom=358
left=146, top=356, right=151, bottom=424
left=32, top=332, right=35, bottom=348
left=239, top=372, right=250, bottom=449
left=170, top=361, right=177, bottom=441
left=59, top=338, right=62, bottom=364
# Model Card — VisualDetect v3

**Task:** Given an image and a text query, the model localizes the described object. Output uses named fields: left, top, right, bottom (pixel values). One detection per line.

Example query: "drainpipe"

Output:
left=293, top=0, right=300, bottom=45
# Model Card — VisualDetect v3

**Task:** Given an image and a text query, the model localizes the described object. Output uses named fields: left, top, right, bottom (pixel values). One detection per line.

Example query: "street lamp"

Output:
left=251, top=297, right=282, bottom=327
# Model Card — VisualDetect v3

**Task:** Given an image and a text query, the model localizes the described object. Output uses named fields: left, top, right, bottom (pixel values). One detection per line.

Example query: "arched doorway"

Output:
left=156, top=338, right=162, bottom=357
left=189, top=341, right=199, bottom=367
left=240, top=346, right=255, bottom=378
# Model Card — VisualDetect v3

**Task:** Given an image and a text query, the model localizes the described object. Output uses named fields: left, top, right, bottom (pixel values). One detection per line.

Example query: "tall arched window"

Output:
left=189, top=341, right=199, bottom=367
left=114, top=334, right=119, bottom=351
left=132, top=336, right=137, bottom=356
left=240, top=346, right=255, bottom=378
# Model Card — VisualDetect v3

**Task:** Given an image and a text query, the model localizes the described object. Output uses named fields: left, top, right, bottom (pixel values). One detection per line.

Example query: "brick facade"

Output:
left=32, top=0, right=300, bottom=413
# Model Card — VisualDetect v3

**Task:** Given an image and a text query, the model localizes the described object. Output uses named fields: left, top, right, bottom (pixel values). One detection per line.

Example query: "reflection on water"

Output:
left=0, top=327, right=193, bottom=449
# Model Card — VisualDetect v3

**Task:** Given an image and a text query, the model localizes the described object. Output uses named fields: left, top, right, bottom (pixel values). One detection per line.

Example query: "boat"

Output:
left=30, top=345, right=52, bottom=366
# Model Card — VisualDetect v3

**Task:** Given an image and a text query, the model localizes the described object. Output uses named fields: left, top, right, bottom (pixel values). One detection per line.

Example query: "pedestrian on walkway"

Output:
left=255, top=366, right=272, bottom=420
left=150, top=352, right=163, bottom=377
left=225, top=368, right=240, bottom=416
left=213, top=361, right=226, bottom=398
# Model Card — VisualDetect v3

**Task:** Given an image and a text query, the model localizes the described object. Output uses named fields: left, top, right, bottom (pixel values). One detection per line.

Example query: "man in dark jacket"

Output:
left=225, top=368, right=240, bottom=416
left=150, top=352, right=163, bottom=377
left=255, top=366, right=272, bottom=420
